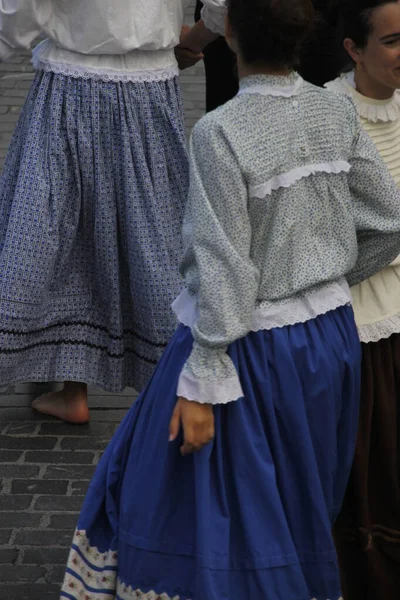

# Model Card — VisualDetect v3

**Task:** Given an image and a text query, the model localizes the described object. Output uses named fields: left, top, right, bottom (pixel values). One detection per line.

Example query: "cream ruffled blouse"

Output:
left=327, top=72, right=400, bottom=342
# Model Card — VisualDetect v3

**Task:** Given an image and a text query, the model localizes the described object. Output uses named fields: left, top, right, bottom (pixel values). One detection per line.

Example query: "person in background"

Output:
left=326, top=1, right=400, bottom=598
left=299, top=0, right=346, bottom=85
left=195, top=1, right=238, bottom=111
left=0, top=0, right=193, bottom=424
left=60, top=0, right=400, bottom=598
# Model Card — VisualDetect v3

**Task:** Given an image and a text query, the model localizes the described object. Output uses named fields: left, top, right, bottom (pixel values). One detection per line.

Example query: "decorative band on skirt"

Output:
left=0, top=71, right=189, bottom=392
left=61, top=306, right=361, bottom=599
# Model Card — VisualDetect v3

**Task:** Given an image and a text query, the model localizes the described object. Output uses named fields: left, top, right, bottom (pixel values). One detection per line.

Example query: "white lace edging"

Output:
left=32, top=55, right=179, bottom=83
left=172, top=291, right=198, bottom=329
left=249, top=161, right=351, bottom=198
left=177, top=369, right=244, bottom=405
left=326, top=73, right=400, bottom=123
left=173, top=280, right=352, bottom=334
left=238, top=75, right=303, bottom=98
left=358, top=313, right=400, bottom=344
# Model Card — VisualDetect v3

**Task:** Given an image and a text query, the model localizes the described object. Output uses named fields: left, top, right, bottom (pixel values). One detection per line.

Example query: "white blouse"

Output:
left=176, top=73, right=400, bottom=405
left=326, top=72, right=400, bottom=343
left=0, top=0, right=225, bottom=81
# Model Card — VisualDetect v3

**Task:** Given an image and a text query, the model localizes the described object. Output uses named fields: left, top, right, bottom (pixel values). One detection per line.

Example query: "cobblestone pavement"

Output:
left=0, top=2, right=205, bottom=596
left=0, top=385, right=133, bottom=599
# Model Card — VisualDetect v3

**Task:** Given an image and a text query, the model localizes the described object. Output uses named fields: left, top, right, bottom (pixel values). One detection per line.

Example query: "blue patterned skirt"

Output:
left=61, top=306, right=361, bottom=600
left=0, top=71, right=188, bottom=392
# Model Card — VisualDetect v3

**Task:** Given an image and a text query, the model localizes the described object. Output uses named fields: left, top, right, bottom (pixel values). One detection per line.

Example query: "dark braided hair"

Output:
left=299, top=0, right=347, bottom=85
left=227, top=0, right=315, bottom=69
left=340, top=0, right=399, bottom=48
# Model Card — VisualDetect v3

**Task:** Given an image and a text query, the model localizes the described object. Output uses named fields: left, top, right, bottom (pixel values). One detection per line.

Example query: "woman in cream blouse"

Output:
left=326, top=1, right=400, bottom=598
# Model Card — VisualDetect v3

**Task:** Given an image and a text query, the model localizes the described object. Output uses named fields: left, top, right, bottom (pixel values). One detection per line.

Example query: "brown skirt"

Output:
left=334, top=334, right=400, bottom=599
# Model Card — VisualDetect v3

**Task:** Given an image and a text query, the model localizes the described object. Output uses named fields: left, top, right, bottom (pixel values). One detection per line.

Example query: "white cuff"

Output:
left=177, top=369, right=244, bottom=405
left=201, top=3, right=226, bottom=36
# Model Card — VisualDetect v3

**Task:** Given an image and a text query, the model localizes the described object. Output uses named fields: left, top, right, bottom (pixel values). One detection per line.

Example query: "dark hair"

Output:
left=341, top=0, right=399, bottom=48
left=227, top=0, right=315, bottom=68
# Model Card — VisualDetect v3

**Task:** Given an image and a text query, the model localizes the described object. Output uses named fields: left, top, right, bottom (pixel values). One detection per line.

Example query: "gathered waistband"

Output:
left=32, top=39, right=179, bottom=83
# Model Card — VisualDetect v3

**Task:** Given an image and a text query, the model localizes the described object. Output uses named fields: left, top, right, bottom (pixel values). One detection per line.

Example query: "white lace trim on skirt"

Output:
left=358, top=313, right=400, bottom=344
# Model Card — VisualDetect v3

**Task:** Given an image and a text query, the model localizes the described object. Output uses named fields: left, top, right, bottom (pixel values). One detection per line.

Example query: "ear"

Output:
left=343, top=38, right=363, bottom=67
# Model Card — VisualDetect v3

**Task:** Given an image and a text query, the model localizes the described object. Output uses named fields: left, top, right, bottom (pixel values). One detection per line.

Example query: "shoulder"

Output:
left=191, top=97, right=243, bottom=149
left=300, top=78, right=360, bottom=127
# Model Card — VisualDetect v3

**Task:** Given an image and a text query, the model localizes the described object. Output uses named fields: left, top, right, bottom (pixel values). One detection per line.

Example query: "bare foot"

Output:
left=32, top=382, right=89, bottom=424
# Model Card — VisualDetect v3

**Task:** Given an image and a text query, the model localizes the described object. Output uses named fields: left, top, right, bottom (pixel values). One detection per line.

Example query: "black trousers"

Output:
left=195, top=1, right=238, bottom=112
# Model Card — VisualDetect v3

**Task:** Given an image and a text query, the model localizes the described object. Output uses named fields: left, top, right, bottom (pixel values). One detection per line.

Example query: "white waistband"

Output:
left=172, top=279, right=353, bottom=333
left=32, top=40, right=179, bottom=83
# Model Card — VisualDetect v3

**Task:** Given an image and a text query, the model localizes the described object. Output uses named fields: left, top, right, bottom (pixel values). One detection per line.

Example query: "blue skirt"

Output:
left=61, top=306, right=361, bottom=600
left=0, top=71, right=188, bottom=392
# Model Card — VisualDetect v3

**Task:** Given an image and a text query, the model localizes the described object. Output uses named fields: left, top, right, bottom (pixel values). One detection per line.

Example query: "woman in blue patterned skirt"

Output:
left=0, top=0, right=219, bottom=423
left=60, top=0, right=400, bottom=598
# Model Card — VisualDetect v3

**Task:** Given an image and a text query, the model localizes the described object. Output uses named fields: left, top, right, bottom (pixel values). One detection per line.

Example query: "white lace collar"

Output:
left=325, top=71, right=400, bottom=123
left=238, top=72, right=303, bottom=98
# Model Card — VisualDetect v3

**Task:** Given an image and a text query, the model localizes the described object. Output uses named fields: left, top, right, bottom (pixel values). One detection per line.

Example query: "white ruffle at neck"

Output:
left=326, top=72, right=400, bottom=123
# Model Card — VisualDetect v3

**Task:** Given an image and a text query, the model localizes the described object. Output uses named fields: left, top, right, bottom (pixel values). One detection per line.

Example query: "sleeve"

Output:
left=346, top=111, right=400, bottom=287
left=177, top=117, right=259, bottom=405
left=200, top=0, right=226, bottom=35
left=0, top=0, right=41, bottom=61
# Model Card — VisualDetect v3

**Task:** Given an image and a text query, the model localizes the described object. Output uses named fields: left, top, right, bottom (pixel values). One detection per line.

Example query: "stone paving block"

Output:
left=22, top=547, right=69, bottom=565
left=0, top=564, right=46, bottom=582
left=0, top=495, right=33, bottom=511
left=14, top=529, right=73, bottom=547
left=43, top=464, right=96, bottom=480
left=24, top=450, right=95, bottom=465
left=0, top=513, right=42, bottom=528
left=0, top=464, right=40, bottom=478
left=11, top=479, right=69, bottom=496
left=70, top=480, right=90, bottom=496
left=33, top=495, right=84, bottom=513
left=48, top=514, right=78, bottom=530
left=0, top=583, right=61, bottom=599
left=39, top=421, right=117, bottom=437
left=0, top=449, right=23, bottom=462
left=60, top=436, right=110, bottom=451
left=0, top=548, right=18, bottom=563
left=0, top=408, right=55, bottom=422
left=0, top=435, right=58, bottom=450
left=46, top=564, right=66, bottom=585
left=3, top=423, right=38, bottom=435
left=0, top=529, right=12, bottom=544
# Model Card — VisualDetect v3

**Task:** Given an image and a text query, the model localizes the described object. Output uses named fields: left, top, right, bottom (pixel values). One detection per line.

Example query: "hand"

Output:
left=175, top=45, right=203, bottom=70
left=175, top=24, right=204, bottom=70
left=169, top=397, right=215, bottom=456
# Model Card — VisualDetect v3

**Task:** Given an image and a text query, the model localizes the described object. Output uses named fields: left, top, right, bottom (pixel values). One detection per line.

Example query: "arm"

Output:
left=178, top=117, right=259, bottom=405
left=0, top=0, right=41, bottom=60
left=180, top=0, right=225, bottom=54
left=201, top=0, right=226, bottom=36
left=346, top=111, right=400, bottom=286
